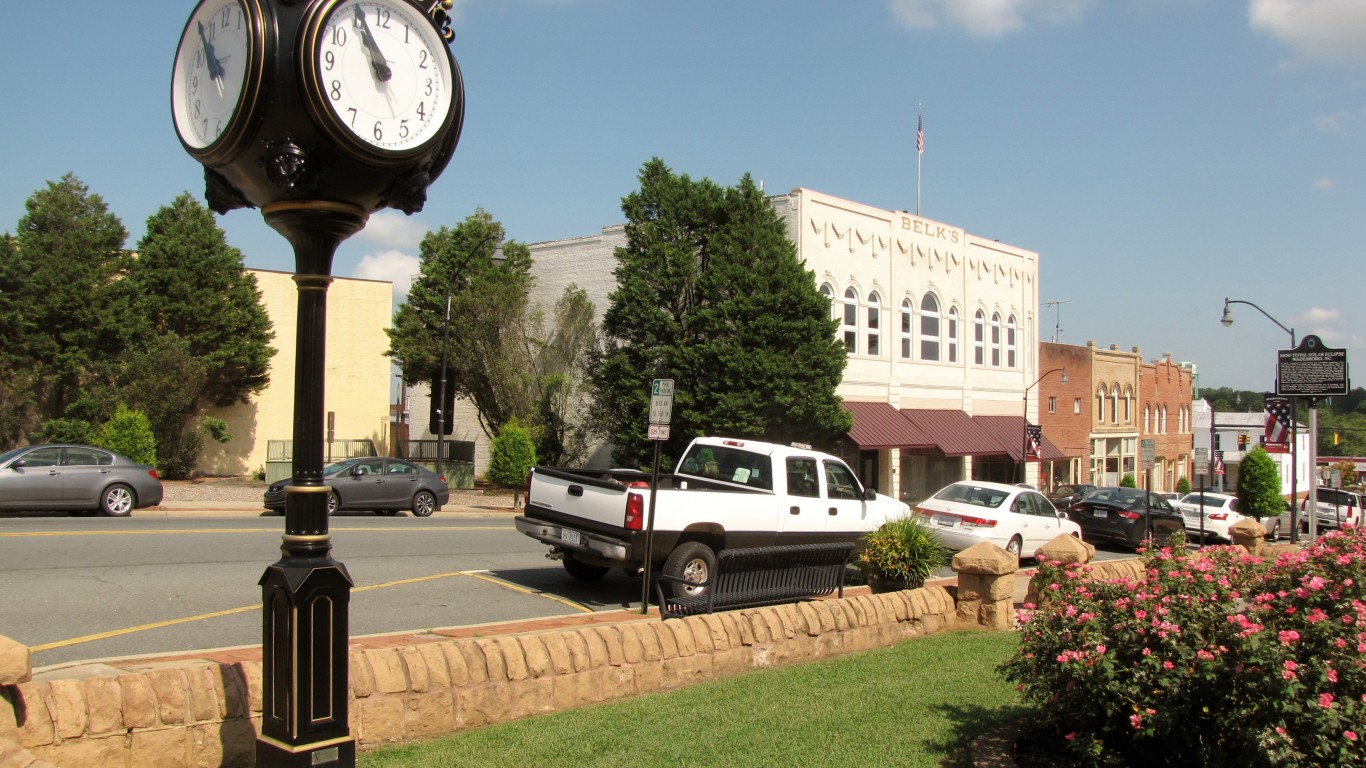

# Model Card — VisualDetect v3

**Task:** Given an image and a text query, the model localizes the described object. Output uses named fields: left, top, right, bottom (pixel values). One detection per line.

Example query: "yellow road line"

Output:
left=0, top=526, right=512, bottom=538
left=30, top=569, right=591, bottom=652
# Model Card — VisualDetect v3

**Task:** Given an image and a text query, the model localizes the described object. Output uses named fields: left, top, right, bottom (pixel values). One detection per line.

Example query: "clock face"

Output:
left=311, top=0, right=456, bottom=155
left=171, top=0, right=258, bottom=152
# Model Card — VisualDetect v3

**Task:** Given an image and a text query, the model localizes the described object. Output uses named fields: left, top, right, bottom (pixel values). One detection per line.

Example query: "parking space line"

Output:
left=0, top=526, right=513, bottom=538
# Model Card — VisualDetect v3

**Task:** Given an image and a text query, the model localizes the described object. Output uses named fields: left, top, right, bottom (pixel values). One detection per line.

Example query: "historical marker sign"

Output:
left=1277, top=335, right=1349, bottom=397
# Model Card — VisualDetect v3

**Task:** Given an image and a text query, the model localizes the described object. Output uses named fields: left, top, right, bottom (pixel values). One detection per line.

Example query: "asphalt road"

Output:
left=0, top=512, right=654, bottom=670
left=0, top=507, right=1138, bottom=672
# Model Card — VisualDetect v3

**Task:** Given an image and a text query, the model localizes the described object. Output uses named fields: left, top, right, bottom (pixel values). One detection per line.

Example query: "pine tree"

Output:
left=590, top=159, right=851, bottom=468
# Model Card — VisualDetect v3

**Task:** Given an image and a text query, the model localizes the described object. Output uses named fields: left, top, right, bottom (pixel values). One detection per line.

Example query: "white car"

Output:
left=913, top=480, right=1082, bottom=560
left=1173, top=492, right=1284, bottom=542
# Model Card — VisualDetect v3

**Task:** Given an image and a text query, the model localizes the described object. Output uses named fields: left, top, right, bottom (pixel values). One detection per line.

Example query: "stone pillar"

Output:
left=0, top=635, right=29, bottom=686
left=1025, top=534, right=1095, bottom=607
left=951, top=543, right=1018, bottom=629
left=1229, top=519, right=1267, bottom=557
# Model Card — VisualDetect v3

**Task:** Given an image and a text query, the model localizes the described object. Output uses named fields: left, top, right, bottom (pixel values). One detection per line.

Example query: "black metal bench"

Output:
left=655, top=541, right=856, bottom=620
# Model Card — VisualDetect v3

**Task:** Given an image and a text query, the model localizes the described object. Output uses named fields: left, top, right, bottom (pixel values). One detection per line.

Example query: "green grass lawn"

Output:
left=360, top=628, right=1026, bottom=768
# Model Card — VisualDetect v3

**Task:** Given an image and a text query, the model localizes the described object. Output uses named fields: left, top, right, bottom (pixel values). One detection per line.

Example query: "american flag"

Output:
left=1025, top=424, right=1042, bottom=459
left=916, top=110, right=924, bottom=154
left=1264, top=396, right=1293, bottom=453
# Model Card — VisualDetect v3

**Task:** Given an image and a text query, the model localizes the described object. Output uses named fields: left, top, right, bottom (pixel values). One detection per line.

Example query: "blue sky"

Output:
left=3, top=0, right=1363, bottom=394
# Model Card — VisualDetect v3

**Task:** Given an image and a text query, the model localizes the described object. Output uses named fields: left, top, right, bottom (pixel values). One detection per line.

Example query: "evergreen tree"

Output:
left=125, top=193, right=274, bottom=407
left=1236, top=446, right=1283, bottom=518
left=0, top=233, right=37, bottom=445
left=589, top=159, right=850, bottom=468
left=10, top=174, right=132, bottom=424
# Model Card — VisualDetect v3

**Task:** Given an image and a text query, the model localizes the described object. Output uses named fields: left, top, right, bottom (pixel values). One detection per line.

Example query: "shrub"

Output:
left=1238, top=446, right=1283, bottom=519
left=1001, top=530, right=1366, bottom=767
left=855, top=516, right=949, bottom=588
left=1119, top=473, right=1137, bottom=488
left=30, top=418, right=96, bottom=446
left=1177, top=476, right=1191, bottom=494
left=489, top=417, right=537, bottom=507
left=96, top=405, right=157, bottom=467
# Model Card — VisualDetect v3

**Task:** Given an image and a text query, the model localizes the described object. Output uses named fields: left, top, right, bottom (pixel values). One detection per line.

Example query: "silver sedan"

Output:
left=0, top=444, right=164, bottom=516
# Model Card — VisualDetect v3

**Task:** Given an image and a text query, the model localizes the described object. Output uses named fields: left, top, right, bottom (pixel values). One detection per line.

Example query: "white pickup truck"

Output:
left=1305, top=487, right=1363, bottom=533
left=514, top=437, right=909, bottom=594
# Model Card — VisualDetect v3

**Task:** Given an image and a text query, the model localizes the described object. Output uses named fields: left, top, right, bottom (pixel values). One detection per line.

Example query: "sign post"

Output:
left=641, top=379, right=674, bottom=614
left=1277, top=335, right=1350, bottom=542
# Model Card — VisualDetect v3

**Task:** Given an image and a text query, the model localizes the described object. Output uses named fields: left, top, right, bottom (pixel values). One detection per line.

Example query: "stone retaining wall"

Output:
left=2, top=586, right=964, bottom=768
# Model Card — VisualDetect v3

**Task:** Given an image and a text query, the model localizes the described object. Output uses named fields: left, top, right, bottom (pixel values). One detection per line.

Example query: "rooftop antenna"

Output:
left=1044, top=299, right=1069, bottom=343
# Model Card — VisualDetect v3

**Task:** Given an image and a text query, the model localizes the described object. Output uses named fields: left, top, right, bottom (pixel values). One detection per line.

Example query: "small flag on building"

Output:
left=1264, top=396, right=1293, bottom=453
left=1214, top=450, right=1226, bottom=476
left=1025, top=424, right=1042, bottom=459
left=916, top=109, right=924, bottom=154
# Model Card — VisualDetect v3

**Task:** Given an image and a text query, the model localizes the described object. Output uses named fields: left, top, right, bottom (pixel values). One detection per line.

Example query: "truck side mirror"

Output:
left=863, top=488, right=878, bottom=501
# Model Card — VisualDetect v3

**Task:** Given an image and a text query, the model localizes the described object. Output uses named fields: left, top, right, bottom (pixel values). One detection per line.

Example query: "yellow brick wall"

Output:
left=196, top=269, right=394, bottom=476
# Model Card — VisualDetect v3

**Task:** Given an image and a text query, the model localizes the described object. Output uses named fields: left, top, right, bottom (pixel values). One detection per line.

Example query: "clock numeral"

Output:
left=220, top=6, right=232, bottom=28
left=418, top=50, right=428, bottom=69
left=424, top=78, right=432, bottom=97
left=330, top=80, right=343, bottom=101
left=416, top=102, right=425, bottom=120
left=332, top=26, right=347, bottom=47
left=324, top=51, right=336, bottom=71
left=403, top=24, right=410, bottom=44
left=399, top=119, right=409, bottom=139
left=346, top=107, right=358, bottom=127
left=373, top=9, right=392, bottom=28
left=373, top=121, right=384, bottom=141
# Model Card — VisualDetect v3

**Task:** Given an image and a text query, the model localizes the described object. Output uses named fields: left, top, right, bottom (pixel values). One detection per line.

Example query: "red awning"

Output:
left=843, top=401, right=933, bottom=450
left=899, top=409, right=1008, bottom=457
left=970, top=415, right=1068, bottom=461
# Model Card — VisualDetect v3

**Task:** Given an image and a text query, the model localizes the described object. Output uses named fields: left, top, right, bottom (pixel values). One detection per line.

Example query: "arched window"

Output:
left=990, top=313, right=1002, bottom=367
left=900, top=299, right=913, bottom=359
left=1160, top=406, right=1168, bottom=434
left=866, top=291, right=881, bottom=356
left=1006, top=315, right=1018, bottom=368
left=1096, top=385, right=1108, bottom=421
left=973, top=310, right=986, bottom=365
left=1111, top=383, right=1120, bottom=423
left=1123, top=386, right=1133, bottom=423
left=947, top=307, right=959, bottom=363
left=841, top=288, right=857, bottom=352
left=819, top=283, right=835, bottom=318
left=920, top=293, right=940, bottom=361
left=1143, top=404, right=1151, bottom=433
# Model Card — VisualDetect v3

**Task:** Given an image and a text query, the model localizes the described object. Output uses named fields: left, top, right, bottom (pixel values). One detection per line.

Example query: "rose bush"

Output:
left=1001, top=528, right=1366, bottom=767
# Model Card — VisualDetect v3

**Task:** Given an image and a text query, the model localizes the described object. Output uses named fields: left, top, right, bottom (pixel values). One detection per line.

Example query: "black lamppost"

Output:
left=433, top=235, right=503, bottom=480
left=1021, top=368, right=1067, bottom=485
left=170, top=2, right=467, bottom=765
left=1220, top=297, right=1304, bottom=542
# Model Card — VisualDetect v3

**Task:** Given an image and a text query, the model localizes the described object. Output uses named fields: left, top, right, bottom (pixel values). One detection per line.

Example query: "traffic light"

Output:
left=1237, top=432, right=1248, bottom=450
left=1335, top=431, right=1342, bottom=446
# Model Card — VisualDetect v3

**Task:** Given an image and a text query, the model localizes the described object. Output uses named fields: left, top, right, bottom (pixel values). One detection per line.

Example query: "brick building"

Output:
left=1039, top=341, right=1194, bottom=492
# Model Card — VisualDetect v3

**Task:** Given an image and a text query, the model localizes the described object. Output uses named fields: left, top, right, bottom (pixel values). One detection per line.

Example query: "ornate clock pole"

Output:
left=171, top=1, right=464, bottom=765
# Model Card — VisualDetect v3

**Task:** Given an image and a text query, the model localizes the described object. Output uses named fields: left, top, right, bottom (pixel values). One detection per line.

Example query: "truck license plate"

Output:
left=561, top=528, right=582, bottom=546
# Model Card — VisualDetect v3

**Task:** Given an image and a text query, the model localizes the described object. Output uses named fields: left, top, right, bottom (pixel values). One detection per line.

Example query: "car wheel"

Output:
left=326, top=491, right=340, bottom=516
left=1265, top=520, right=1281, bottom=541
left=562, top=557, right=610, bottom=582
left=100, top=484, right=135, bottom=517
left=1004, top=536, right=1023, bottom=559
left=663, top=541, right=716, bottom=599
left=412, top=490, right=437, bottom=517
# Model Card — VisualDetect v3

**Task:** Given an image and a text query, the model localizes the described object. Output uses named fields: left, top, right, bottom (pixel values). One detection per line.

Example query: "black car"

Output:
left=1047, top=483, right=1097, bottom=510
left=1065, top=487, right=1184, bottom=549
left=263, top=457, right=449, bottom=517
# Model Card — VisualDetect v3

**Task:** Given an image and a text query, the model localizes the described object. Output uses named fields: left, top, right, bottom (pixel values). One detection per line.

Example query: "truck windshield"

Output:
left=677, top=444, right=773, bottom=491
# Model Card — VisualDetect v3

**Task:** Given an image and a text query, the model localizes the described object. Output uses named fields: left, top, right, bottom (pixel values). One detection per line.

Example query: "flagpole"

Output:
left=916, top=104, right=923, bottom=216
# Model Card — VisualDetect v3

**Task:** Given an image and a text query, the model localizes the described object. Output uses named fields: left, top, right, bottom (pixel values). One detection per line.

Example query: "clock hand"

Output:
left=196, top=21, right=227, bottom=98
left=351, top=6, right=393, bottom=83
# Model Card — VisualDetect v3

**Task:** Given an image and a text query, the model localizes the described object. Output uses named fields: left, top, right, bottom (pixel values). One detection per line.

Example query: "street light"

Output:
left=1022, top=367, right=1067, bottom=484
left=434, top=234, right=504, bottom=481
left=1219, top=297, right=1305, bottom=542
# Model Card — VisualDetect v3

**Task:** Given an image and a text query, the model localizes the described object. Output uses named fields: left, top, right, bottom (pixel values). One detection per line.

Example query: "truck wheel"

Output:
left=663, top=542, right=715, bottom=598
left=563, top=557, right=609, bottom=582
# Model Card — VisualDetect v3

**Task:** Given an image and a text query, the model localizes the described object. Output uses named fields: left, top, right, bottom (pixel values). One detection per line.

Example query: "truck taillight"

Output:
left=625, top=491, right=645, bottom=531
left=523, top=471, right=533, bottom=508
left=1209, top=513, right=1228, bottom=521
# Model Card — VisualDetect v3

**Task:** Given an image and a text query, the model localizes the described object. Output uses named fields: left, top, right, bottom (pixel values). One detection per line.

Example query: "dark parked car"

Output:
left=1065, top=487, right=1184, bottom=549
left=1047, top=483, right=1097, bottom=509
left=263, top=457, right=449, bottom=517
left=0, top=444, right=163, bottom=516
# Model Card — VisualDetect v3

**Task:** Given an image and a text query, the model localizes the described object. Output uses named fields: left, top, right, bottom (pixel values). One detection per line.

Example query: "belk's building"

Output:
left=498, top=188, right=1065, bottom=504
